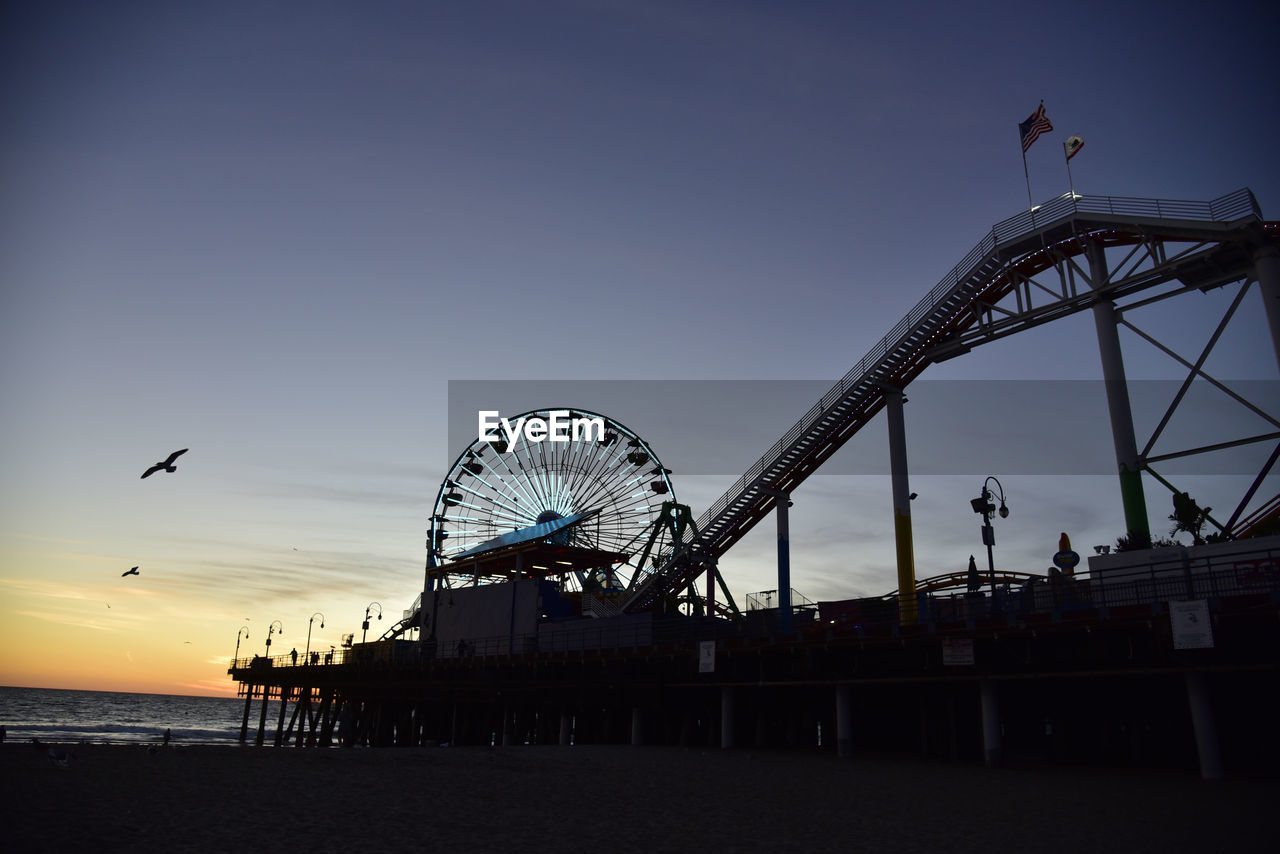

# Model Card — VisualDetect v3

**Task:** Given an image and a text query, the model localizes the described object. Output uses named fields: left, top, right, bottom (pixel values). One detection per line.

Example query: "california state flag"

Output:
left=1064, top=135, right=1084, bottom=161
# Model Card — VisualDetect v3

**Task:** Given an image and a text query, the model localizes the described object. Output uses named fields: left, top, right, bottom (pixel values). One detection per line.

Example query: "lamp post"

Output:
left=362, top=602, right=383, bottom=644
left=234, top=625, right=250, bottom=668
left=306, top=612, right=325, bottom=664
left=970, top=476, right=1010, bottom=599
left=266, top=620, right=283, bottom=659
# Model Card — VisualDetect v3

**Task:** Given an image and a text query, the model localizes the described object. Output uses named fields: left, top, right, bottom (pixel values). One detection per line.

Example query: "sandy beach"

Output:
left=4, top=743, right=1275, bottom=853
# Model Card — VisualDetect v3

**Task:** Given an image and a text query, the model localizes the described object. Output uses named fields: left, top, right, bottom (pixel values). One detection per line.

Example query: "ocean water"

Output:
left=0, top=686, right=247, bottom=746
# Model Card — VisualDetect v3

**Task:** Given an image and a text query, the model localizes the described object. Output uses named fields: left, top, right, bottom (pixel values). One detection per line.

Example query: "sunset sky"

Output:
left=2, top=0, right=1277, bottom=697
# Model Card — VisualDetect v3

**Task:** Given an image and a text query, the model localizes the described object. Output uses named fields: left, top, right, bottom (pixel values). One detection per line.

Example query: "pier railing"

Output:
left=232, top=647, right=354, bottom=670
left=825, top=542, right=1280, bottom=633
left=229, top=614, right=736, bottom=670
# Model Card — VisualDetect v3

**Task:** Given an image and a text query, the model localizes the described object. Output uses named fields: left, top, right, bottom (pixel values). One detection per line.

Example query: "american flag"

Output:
left=1018, top=102, right=1053, bottom=152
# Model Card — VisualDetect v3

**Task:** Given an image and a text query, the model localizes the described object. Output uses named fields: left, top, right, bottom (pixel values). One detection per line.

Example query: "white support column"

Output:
left=776, top=494, right=792, bottom=634
left=980, top=679, right=1002, bottom=768
left=885, top=388, right=917, bottom=624
left=1088, top=240, right=1150, bottom=544
left=1254, top=245, right=1280, bottom=374
left=1185, top=672, right=1224, bottom=780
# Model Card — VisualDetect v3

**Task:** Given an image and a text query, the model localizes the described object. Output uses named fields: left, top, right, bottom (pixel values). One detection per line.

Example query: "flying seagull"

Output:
left=122, top=566, right=140, bottom=577
left=141, top=448, right=188, bottom=479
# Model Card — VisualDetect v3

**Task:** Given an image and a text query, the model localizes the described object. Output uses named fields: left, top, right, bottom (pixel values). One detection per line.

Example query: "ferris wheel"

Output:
left=427, top=408, right=676, bottom=591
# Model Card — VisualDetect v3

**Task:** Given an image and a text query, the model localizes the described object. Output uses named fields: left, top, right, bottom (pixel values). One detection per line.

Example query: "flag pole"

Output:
left=1021, top=148, right=1035, bottom=213
left=1062, top=136, right=1083, bottom=198
left=1017, top=101, right=1051, bottom=227
left=1064, top=144, right=1076, bottom=198
left=1021, top=144, right=1037, bottom=233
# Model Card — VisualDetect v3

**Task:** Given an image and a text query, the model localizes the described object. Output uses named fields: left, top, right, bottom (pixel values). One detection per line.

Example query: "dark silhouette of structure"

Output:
left=228, top=188, right=1280, bottom=780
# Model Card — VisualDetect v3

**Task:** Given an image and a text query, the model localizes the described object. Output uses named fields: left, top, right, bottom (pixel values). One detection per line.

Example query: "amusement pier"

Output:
left=230, top=189, right=1280, bottom=778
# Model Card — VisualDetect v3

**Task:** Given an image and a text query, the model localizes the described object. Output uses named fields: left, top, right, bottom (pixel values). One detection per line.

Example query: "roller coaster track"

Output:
left=622, top=188, right=1277, bottom=613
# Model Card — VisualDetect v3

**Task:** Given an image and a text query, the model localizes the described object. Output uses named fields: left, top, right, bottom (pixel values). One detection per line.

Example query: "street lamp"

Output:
left=362, top=602, right=383, bottom=644
left=306, top=612, right=325, bottom=664
left=266, top=620, right=283, bottom=658
left=971, top=476, right=1010, bottom=599
left=234, top=625, right=250, bottom=668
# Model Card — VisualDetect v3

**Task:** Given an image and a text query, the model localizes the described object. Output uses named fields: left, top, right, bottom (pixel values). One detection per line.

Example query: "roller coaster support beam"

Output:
left=635, top=501, right=695, bottom=588
left=884, top=387, right=917, bottom=625
left=710, top=561, right=743, bottom=622
left=763, top=488, right=792, bottom=635
left=1088, top=240, right=1151, bottom=545
left=1255, top=244, right=1280, bottom=374
left=705, top=562, right=716, bottom=615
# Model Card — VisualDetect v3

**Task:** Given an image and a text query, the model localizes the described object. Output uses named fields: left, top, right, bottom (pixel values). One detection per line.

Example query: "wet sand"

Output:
left=4, top=742, right=1274, bottom=852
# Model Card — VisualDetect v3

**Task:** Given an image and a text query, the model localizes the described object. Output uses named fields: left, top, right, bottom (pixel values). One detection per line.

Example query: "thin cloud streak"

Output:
left=15, top=609, right=123, bottom=633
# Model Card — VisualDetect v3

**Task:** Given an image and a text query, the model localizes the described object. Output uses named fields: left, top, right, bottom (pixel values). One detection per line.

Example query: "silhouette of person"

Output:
left=290, top=648, right=298, bottom=665
left=163, top=728, right=171, bottom=746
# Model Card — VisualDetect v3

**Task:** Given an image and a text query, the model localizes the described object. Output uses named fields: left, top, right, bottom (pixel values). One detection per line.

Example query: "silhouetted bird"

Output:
left=141, top=448, right=188, bottom=479
left=122, top=566, right=140, bottom=577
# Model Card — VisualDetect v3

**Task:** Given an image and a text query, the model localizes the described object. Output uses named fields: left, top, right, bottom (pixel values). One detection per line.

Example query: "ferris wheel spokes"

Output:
left=429, top=409, right=676, bottom=587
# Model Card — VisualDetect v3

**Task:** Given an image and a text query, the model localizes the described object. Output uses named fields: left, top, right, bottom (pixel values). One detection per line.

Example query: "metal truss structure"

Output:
left=623, top=188, right=1279, bottom=613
